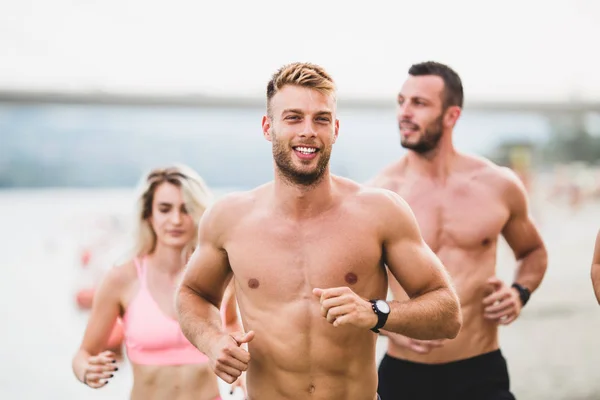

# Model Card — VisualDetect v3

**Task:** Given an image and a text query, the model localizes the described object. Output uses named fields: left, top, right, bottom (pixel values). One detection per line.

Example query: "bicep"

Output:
left=501, top=178, right=544, bottom=258
left=383, top=200, right=452, bottom=298
left=181, top=240, right=232, bottom=308
left=80, top=270, right=123, bottom=354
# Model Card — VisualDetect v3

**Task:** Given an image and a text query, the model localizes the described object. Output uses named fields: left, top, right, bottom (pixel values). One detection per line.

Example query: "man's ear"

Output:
left=444, top=106, right=461, bottom=128
left=262, top=115, right=273, bottom=142
left=333, top=119, right=340, bottom=144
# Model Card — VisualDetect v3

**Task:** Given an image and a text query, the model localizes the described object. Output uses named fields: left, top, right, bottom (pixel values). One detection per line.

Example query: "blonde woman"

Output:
left=72, top=165, right=238, bottom=400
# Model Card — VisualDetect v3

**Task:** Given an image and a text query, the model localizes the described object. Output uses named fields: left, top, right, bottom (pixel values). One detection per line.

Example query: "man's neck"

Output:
left=404, top=138, right=458, bottom=182
left=273, top=169, right=335, bottom=219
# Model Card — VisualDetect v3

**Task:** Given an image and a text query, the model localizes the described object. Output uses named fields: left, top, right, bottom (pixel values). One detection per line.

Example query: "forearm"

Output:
left=514, top=245, right=548, bottom=292
left=384, top=287, right=462, bottom=340
left=72, top=348, right=91, bottom=383
left=176, top=285, right=227, bottom=355
left=592, top=264, right=600, bottom=304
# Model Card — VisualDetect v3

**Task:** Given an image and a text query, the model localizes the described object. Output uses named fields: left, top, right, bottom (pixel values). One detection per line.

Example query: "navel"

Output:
left=481, top=238, right=491, bottom=246
left=308, top=384, right=315, bottom=394
left=345, top=272, right=358, bottom=285
left=248, top=278, right=260, bottom=289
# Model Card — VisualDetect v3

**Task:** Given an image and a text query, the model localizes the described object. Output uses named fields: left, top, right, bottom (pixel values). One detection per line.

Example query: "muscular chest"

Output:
left=225, top=210, right=383, bottom=300
left=398, top=179, right=509, bottom=252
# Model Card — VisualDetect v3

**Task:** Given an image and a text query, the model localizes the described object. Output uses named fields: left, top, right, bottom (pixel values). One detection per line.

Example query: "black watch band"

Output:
left=369, top=300, right=389, bottom=333
left=511, top=283, right=531, bottom=307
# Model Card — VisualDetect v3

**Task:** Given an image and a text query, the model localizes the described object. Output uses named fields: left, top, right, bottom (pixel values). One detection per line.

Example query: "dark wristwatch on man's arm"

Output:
left=511, top=283, right=531, bottom=307
left=369, top=299, right=390, bottom=333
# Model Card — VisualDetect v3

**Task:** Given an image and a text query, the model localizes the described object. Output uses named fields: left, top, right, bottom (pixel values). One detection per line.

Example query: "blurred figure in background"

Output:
left=370, top=61, right=548, bottom=400
left=73, top=213, right=129, bottom=356
left=591, top=229, right=600, bottom=304
left=507, top=145, right=533, bottom=194
left=71, top=164, right=240, bottom=400
left=74, top=214, right=128, bottom=310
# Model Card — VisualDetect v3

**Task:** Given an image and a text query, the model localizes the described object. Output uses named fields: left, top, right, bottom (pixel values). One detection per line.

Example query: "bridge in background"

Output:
left=1, top=88, right=599, bottom=135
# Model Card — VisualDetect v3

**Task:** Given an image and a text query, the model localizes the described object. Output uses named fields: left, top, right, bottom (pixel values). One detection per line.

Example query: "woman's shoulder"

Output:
left=100, top=258, right=139, bottom=292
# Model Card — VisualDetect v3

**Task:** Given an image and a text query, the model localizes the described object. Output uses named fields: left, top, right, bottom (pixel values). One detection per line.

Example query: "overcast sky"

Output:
left=1, top=0, right=598, bottom=102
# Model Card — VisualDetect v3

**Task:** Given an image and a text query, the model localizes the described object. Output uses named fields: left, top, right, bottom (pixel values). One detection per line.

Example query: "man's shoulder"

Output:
left=365, top=158, right=408, bottom=189
left=345, top=179, right=410, bottom=215
left=463, top=154, right=527, bottom=201
left=345, top=182, right=417, bottom=238
left=333, top=177, right=415, bottom=238
left=464, top=154, right=524, bottom=189
left=210, top=189, right=256, bottom=212
left=203, top=183, right=270, bottom=226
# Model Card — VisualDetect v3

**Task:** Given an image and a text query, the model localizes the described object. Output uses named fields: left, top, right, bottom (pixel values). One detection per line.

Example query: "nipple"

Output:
left=345, top=272, right=358, bottom=285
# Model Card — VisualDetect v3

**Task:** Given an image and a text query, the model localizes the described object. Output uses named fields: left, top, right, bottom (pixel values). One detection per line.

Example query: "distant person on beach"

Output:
left=369, top=61, right=548, bottom=400
left=591, top=230, right=600, bottom=304
left=507, top=146, right=533, bottom=194
left=72, top=164, right=240, bottom=400
left=176, top=62, right=462, bottom=400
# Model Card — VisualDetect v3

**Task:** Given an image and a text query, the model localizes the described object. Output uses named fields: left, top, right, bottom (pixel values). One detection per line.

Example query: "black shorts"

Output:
left=377, top=349, right=515, bottom=400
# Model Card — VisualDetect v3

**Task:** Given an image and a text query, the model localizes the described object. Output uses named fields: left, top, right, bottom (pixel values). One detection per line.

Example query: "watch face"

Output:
left=376, top=300, right=390, bottom=314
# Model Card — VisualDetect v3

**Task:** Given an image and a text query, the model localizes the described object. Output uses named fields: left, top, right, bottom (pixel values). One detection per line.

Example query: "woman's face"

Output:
left=148, top=182, right=196, bottom=250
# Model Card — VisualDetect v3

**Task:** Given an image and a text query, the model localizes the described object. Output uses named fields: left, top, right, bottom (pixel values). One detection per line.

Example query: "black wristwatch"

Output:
left=369, top=299, right=390, bottom=333
left=511, top=283, right=531, bottom=307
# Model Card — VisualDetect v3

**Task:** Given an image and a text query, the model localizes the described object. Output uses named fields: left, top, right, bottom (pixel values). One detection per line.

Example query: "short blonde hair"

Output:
left=131, top=164, right=213, bottom=258
left=266, top=62, right=336, bottom=116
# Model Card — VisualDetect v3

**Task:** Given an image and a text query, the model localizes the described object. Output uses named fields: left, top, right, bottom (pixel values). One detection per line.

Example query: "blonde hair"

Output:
left=130, top=164, right=213, bottom=259
left=266, top=62, right=336, bottom=117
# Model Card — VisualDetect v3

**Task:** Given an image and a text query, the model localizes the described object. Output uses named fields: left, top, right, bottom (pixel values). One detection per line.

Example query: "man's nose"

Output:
left=299, top=119, right=317, bottom=138
left=398, top=103, right=413, bottom=120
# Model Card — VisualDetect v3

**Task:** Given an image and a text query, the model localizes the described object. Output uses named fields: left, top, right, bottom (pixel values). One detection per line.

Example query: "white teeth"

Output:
left=295, top=147, right=316, bottom=154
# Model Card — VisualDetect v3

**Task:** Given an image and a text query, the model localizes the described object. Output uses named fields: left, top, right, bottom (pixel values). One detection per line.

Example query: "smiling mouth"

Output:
left=293, top=146, right=318, bottom=155
left=399, top=119, right=419, bottom=132
left=400, top=125, right=420, bottom=136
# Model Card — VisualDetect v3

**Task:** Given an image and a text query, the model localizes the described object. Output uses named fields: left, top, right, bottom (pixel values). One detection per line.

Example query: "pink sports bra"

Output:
left=122, top=257, right=209, bottom=365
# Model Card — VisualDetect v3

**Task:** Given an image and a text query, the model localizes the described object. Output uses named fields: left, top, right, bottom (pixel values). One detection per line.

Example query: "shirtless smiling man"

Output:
left=176, top=62, right=462, bottom=400
left=370, top=61, right=548, bottom=400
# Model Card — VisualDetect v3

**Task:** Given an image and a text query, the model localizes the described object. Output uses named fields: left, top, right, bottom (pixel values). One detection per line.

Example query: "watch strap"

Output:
left=369, top=299, right=389, bottom=333
left=511, top=283, right=531, bottom=307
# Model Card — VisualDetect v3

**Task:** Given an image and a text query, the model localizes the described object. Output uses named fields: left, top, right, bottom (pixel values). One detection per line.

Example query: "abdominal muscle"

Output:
left=130, top=363, right=220, bottom=400
left=240, top=299, right=380, bottom=400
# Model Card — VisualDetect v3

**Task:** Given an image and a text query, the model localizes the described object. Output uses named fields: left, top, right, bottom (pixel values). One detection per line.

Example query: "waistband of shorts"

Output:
left=383, top=349, right=504, bottom=370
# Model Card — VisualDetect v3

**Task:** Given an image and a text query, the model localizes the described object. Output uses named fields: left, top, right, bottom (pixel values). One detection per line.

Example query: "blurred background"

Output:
left=1, top=0, right=600, bottom=399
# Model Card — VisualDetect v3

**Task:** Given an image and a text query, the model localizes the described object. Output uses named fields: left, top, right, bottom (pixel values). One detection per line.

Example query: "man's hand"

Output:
left=313, top=287, right=377, bottom=329
left=381, top=330, right=446, bottom=354
left=482, top=277, right=522, bottom=325
left=207, top=331, right=255, bottom=384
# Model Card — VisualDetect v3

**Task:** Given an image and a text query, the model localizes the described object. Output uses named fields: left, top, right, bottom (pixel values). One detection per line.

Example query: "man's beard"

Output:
left=400, top=113, right=444, bottom=154
left=272, top=132, right=331, bottom=186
